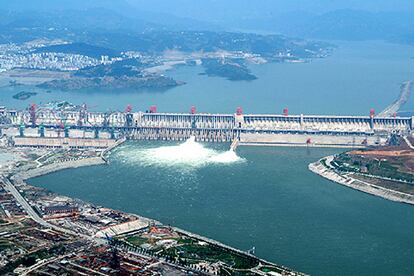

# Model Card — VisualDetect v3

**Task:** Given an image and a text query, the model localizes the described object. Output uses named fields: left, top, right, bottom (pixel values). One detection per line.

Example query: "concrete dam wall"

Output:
left=2, top=109, right=413, bottom=148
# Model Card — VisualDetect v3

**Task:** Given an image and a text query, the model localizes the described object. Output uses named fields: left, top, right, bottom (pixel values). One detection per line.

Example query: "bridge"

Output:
left=1, top=106, right=413, bottom=148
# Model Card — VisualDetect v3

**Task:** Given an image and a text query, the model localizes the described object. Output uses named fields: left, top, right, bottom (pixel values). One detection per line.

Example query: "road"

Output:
left=1, top=176, right=52, bottom=228
left=403, top=136, right=414, bottom=149
left=20, top=253, right=73, bottom=276
left=378, top=80, right=413, bottom=117
left=1, top=176, right=90, bottom=238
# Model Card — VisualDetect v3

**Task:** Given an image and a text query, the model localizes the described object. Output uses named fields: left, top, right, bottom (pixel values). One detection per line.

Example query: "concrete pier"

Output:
left=13, top=137, right=116, bottom=149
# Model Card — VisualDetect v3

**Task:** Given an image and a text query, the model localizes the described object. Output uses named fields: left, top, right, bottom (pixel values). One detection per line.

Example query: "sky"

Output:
left=127, top=0, right=414, bottom=16
left=4, top=0, right=414, bottom=14
left=2, top=0, right=414, bottom=40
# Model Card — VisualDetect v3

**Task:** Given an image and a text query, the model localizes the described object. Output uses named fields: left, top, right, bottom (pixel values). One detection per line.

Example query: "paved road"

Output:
left=378, top=80, right=413, bottom=117
left=1, top=176, right=88, bottom=238
left=21, top=254, right=70, bottom=276
left=1, top=176, right=52, bottom=228
left=403, top=136, right=414, bottom=149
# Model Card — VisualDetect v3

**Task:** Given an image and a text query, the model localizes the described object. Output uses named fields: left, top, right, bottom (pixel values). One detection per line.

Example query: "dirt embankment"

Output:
left=349, top=138, right=414, bottom=173
left=350, top=149, right=414, bottom=157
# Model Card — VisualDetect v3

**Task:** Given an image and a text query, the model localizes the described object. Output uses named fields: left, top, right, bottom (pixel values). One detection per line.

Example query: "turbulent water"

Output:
left=117, top=136, right=244, bottom=169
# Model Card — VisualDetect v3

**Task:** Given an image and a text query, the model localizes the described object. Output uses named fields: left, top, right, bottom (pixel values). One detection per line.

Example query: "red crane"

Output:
left=370, top=109, right=375, bottom=118
left=29, top=103, right=37, bottom=126
left=149, top=105, right=157, bottom=113
left=125, top=104, right=132, bottom=113
left=283, top=107, right=289, bottom=116
left=236, top=107, right=243, bottom=116
left=190, top=106, right=196, bottom=114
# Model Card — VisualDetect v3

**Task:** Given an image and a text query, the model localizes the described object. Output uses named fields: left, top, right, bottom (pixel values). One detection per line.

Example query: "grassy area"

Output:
left=123, top=234, right=259, bottom=270
left=125, top=236, right=148, bottom=246
left=334, top=154, right=414, bottom=183
left=0, top=239, right=13, bottom=250
left=367, top=160, right=413, bottom=183
left=175, top=237, right=193, bottom=244
left=260, top=266, right=284, bottom=273
left=174, top=242, right=258, bottom=269
left=330, top=159, right=359, bottom=173
left=26, top=153, right=41, bottom=160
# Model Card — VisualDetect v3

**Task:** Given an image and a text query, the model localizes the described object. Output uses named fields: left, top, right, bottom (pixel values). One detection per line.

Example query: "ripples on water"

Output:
left=115, top=136, right=245, bottom=169
left=28, top=142, right=414, bottom=276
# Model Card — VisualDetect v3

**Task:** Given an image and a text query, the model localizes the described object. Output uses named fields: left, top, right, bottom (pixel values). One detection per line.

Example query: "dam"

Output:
left=0, top=105, right=413, bottom=148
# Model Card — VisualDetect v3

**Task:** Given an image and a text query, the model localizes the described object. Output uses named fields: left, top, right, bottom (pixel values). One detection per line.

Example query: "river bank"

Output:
left=240, top=142, right=366, bottom=149
left=309, top=155, right=414, bottom=205
left=11, top=156, right=106, bottom=181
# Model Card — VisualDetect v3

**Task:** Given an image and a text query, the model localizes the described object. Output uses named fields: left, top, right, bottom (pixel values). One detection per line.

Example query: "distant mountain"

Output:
left=0, top=7, right=331, bottom=57
left=0, top=7, right=222, bottom=45
left=1, top=9, right=160, bottom=33
left=288, top=10, right=414, bottom=41
left=1, top=0, right=133, bottom=13
left=3, top=0, right=414, bottom=45
left=0, top=0, right=221, bottom=34
left=71, top=31, right=331, bottom=58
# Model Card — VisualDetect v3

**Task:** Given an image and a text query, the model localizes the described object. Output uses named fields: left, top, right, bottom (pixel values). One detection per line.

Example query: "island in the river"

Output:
left=38, top=59, right=184, bottom=90
left=38, top=75, right=182, bottom=90
left=12, top=91, right=37, bottom=100
left=200, top=58, right=257, bottom=81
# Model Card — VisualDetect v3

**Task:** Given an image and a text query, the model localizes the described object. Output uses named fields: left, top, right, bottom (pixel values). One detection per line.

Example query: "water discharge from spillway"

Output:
left=116, top=136, right=245, bottom=169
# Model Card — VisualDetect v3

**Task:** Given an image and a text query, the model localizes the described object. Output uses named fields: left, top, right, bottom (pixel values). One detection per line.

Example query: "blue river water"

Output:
left=12, top=40, right=414, bottom=275
left=28, top=141, right=414, bottom=276
left=1, top=40, right=414, bottom=115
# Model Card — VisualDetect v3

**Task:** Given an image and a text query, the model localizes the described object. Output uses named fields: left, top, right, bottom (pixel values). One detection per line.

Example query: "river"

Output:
left=1, top=40, right=414, bottom=115
left=28, top=141, right=414, bottom=275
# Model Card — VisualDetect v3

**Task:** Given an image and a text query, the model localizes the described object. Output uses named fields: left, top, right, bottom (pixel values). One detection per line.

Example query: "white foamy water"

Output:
left=117, top=137, right=244, bottom=168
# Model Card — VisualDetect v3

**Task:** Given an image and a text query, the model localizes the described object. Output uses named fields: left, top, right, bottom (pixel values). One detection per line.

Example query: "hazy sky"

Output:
left=128, top=0, right=414, bottom=16
left=3, top=0, right=414, bottom=40
left=5, top=0, right=414, bottom=14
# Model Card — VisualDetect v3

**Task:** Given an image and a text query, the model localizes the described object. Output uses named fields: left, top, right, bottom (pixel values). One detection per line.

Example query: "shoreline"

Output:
left=309, top=156, right=414, bottom=205
left=11, top=157, right=106, bottom=182
left=239, top=142, right=366, bottom=149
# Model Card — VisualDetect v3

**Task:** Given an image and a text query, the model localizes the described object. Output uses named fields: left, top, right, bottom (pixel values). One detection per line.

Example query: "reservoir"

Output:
left=1, top=40, right=414, bottom=115
left=28, top=141, right=414, bottom=275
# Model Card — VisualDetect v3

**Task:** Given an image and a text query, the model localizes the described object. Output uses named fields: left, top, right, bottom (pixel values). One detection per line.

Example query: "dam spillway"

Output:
left=1, top=107, right=414, bottom=148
